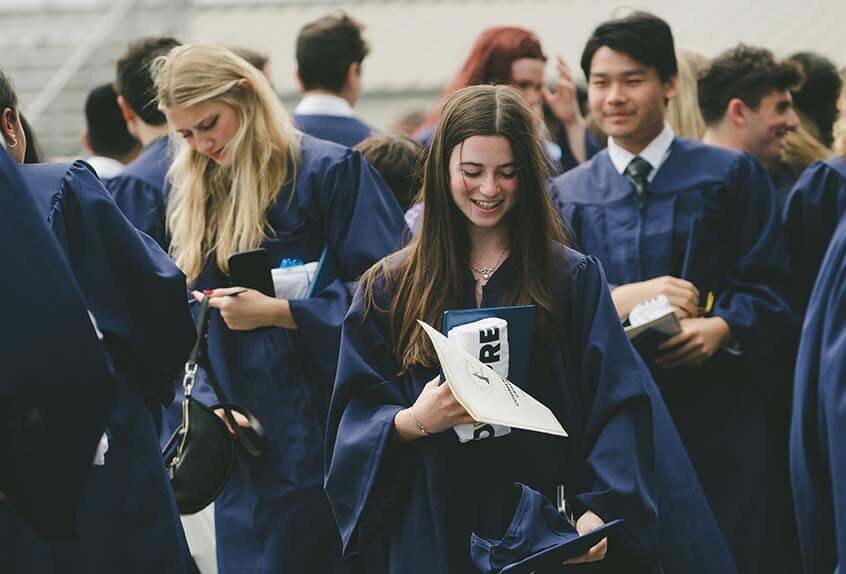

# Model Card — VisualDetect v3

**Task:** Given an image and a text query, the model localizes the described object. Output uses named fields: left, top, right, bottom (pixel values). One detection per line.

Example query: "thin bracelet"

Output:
left=408, top=407, right=430, bottom=436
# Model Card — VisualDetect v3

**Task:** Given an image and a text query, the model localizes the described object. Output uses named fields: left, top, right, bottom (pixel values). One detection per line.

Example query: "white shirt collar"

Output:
left=85, top=156, right=126, bottom=180
left=607, top=122, right=674, bottom=182
left=293, top=94, right=355, bottom=118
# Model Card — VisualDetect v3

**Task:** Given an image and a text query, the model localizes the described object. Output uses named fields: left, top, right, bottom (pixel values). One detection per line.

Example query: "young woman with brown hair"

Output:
left=325, top=84, right=734, bottom=573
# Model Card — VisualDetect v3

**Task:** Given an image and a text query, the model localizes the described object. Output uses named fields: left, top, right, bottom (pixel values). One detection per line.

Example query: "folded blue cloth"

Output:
left=471, top=483, right=579, bottom=573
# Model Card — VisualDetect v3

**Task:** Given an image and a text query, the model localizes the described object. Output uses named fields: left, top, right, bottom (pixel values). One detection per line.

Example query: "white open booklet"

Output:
left=418, top=320, right=567, bottom=437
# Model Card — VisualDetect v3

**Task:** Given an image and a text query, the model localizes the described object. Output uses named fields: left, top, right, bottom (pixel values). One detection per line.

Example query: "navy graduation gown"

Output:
left=552, top=138, right=799, bottom=573
left=292, top=113, right=373, bottom=148
left=0, top=160, right=195, bottom=573
left=192, top=135, right=405, bottom=573
left=106, top=136, right=171, bottom=249
left=789, top=213, right=846, bottom=574
left=0, top=150, right=114, bottom=540
left=325, top=245, right=736, bottom=573
left=783, top=156, right=846, bottom=306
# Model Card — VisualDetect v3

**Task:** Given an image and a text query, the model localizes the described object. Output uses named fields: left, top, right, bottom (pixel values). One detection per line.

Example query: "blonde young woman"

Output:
left=154, top=43, right=405, bottom=573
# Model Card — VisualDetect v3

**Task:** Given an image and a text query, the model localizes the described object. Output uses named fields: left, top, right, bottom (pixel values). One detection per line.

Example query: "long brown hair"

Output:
left=361, top=85, right=566, bottom=372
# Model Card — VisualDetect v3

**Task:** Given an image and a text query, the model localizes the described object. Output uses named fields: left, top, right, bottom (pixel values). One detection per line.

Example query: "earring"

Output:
left=7, top=136, right=17, bottom=149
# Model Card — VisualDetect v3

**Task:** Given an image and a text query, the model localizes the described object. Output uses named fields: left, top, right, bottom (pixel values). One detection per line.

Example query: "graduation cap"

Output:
left=470, top=483, right=623, bottom=574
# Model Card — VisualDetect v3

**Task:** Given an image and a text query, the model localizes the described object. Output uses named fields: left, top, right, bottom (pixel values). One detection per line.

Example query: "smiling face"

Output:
left=588, top=46, right=676, bottom=153
left=449, top=135, right=519, bottom=236
left=166, top=100, right=241, bottom=166
left=741, top=89, right=799, bottom=163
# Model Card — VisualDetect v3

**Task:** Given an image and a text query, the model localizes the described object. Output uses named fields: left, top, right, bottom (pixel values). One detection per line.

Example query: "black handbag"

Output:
left=163, top=297, right=266, bottom=515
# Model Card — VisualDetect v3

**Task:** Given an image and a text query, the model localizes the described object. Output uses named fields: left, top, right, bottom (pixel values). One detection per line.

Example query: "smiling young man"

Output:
left=699, top=45, right=802, bottom=169
left=551, top=11, right=799, bottom=574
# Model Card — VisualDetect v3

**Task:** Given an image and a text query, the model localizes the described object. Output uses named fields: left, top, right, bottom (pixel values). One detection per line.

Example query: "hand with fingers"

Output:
left=192, top=288, right=297, bottom=331
left=393, top=376, right=476, bottom=441
left=542, top=55, right=584, bottom=127
left=214, top=408, right=252, bottom=435
left=612, top=275, right=700, bottom=320
left=656, top=316, right=732, bottom=369
left=565, top=510, right=608, bottom=565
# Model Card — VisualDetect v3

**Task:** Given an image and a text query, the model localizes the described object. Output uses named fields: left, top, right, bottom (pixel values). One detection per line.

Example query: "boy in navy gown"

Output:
left=551, top=12, right=799, bottom=573
left=0, top=144, right=114, bottom=543
left=108, top=36, right=181, bottom=249
left=790, top=213, right=846, bottom=573
left=698, top=45, right=802, bottom=205
left=81, top=83, right=141, bottom=180
left=292, top=13, right=373, bottom=147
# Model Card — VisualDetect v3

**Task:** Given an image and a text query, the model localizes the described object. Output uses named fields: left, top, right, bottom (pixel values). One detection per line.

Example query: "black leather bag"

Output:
left=163, top=297, right=266, bottom=515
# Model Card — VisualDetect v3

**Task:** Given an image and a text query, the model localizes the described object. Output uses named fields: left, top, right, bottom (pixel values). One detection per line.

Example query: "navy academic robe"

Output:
left=0, top=150, right=114, bottom=541
left=783, top=156, right=846, bottom=306
left=552, top=138, right=800, bottom=573
left=325, top=245, right=736, bottom=573
left=292, top=113, right=373, bottom=148
left=789, top=213, right=846, bottom=574
left=107, top=136, right=171, bottom=249
left=0, top=160, right=196, bottom=573
left=192, top=135, right=405, bottom=573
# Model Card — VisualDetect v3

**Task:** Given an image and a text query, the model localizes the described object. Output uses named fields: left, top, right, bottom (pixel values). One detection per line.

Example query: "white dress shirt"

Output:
left=607, top=122, right=674, bottom=182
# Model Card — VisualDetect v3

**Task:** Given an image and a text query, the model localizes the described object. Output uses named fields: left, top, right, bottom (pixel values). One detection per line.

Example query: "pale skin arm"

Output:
left=393, top=377, right=475, bottom=442
left=565, top=510, right=608, bottom=564
left=542, top=55, right=587, bottom=163
left=611, top=275, right=700, bottom=320
left=192, top=287, right=298, bottom=330
left=656, top=316, right=732, bottom=369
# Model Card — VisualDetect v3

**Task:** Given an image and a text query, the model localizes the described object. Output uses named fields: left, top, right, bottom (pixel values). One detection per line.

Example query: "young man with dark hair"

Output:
left=354, top=133, right=420, bottom=211
left=293, top=12, right=372, bottom=147
left=553, top=11, right=799, bottom=574
left=108, top=36, right=180, bottom=249
left=82, top=83, right=141, bottom=179
left=699, top=45, right=802, bottom=167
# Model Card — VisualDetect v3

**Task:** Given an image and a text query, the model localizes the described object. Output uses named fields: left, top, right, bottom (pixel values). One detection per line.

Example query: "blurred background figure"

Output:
left=355, top=132, right=421, bottom=212
left=82, top=83, right=141, bottom=180
left=666, top=49, right=709, bottom=140
left=414, top=26, right=598, bottom=173
left=230, top=46, right=272, bottom=84
left=293, top=12, right=373, bottom=147
left=20, top=114, right=43, bottom=164
left=390, top=107, right=426, bottom=137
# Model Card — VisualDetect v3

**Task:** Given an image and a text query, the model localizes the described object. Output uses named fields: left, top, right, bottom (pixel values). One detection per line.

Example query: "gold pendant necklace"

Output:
left=471, top=247, right=508, bottom=283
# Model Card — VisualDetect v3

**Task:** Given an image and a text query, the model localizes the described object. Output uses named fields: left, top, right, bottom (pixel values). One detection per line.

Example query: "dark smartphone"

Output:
left=228, top=248, right=275, bottom=297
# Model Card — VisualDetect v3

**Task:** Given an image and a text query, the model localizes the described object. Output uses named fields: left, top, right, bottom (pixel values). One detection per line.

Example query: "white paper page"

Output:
left=418, top=320, right=567, bottom=437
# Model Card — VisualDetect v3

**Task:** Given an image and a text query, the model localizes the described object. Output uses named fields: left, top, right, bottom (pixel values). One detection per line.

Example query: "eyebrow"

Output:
left=459, top=161, right=516, bottom=168
left=590, top=69, right=648, bottom=79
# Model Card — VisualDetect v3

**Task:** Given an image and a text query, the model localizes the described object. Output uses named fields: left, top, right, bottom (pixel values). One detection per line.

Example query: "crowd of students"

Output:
left=0, top=8, right=845, bottom=574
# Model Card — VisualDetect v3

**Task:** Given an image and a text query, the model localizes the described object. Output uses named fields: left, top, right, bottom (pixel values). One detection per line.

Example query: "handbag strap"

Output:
left=186, top=297, right=265, bottom=457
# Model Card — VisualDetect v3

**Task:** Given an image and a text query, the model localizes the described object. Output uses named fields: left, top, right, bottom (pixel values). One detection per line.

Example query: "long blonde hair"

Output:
left=154, top=43, right=300, bottom=283
left=783, top=112, right=831, bottom=172
left=666, top=49, right=708, bottom=140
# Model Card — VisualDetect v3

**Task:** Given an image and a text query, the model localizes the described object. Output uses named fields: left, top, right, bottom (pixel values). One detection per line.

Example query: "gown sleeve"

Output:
left=0, top=153, right=114, bottom=539
left=324, top=276, right=411, bottom=555
left=288, top=149, right=406, bottom=381
left=783, top=161, right=846, bottom=304
left=106, top=175, right=169, bottom=249
left=709, top=153, right=798, bottom=361
left=55, top=161, right=194, bottom=404
left=566, top=254, right=736, bottom=572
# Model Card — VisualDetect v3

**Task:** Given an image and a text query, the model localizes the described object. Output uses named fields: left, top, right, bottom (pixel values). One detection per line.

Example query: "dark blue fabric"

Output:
left=553, top=138, right=800, bottom=573
left=790, top=213, right=846, bottom=574
left=106, top=137, right=171, bottom=249
left=190, top=135, right=405, bottom=573
left=470, top=483, right=578, bottom=573
left=325, top=244, right=735, bottom=573
left=555, top=124, right=603, bottom=174
left=0, top=150, right=114, bottom=541
left=783, top=156, right=846, bottom=307
left=0, top=160, right=195, bottom=573
left=292, top=113, right=373, bottom=148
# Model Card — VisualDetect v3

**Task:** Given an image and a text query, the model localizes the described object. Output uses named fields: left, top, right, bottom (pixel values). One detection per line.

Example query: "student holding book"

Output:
left=153, top=43, right=405, bottom=573
left=551, top=12, right=799, bottom=573
left=325, top=84, right=735, bottom=573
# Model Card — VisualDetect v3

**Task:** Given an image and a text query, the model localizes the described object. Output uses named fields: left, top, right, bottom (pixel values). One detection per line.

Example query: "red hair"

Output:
left=417, top=27, right=546, bottom=134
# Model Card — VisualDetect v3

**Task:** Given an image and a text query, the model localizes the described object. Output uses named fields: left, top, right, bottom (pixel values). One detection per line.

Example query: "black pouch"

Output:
left=163, top=297, right=265, bottom=515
